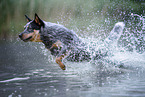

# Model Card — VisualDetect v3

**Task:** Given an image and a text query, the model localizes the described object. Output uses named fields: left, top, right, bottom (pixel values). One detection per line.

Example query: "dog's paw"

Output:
left=55, top=57, right=66, bottom=70
left=61, top=65, right=66, bottom=70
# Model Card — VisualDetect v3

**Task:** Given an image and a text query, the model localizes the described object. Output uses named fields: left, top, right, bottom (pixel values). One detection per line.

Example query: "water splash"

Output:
left=83, top=16, right=144, bottom=71
left=103, top=14, right=145, bottom=70
left=119, top=13, right=145, bottom=54
left=37, top=14, right=145, bottom=72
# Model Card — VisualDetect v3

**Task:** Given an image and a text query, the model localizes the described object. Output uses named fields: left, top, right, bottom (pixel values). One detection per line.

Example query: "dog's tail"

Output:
left=104, top=22, right=125, bottom=44
left=93, top=22, right=125, bottom=60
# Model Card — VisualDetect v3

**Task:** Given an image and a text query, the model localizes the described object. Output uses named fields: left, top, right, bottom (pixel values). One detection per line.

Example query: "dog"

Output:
left=19, top=13, right=108, bottom=70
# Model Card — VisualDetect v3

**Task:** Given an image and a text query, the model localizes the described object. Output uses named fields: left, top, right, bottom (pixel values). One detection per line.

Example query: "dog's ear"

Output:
left=25, top=15, right=32, bottom=22
left=34, top=13, right=44, bottom=27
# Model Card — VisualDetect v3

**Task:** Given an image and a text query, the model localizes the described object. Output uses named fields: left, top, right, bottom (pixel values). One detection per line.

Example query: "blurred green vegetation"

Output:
left=0, top=0, right=144, bottom=39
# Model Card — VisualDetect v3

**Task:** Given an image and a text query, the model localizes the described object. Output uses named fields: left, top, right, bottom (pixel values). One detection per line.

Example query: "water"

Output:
left=0, top=17, right=145, bottom=97
left=0, top=41, right=145, bottom=97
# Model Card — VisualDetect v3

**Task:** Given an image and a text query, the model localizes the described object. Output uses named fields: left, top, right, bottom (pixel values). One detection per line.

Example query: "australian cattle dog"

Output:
left=19, top=13, right=124, bottom=70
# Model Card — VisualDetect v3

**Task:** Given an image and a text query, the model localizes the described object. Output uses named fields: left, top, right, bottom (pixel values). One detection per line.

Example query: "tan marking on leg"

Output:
left=50, top=40, right=62, bottom=49
left=55, top=55, right=66, bottom=70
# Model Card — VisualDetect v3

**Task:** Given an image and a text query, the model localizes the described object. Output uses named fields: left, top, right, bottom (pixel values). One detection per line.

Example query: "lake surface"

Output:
left=0, top=40, right=145, bottom=97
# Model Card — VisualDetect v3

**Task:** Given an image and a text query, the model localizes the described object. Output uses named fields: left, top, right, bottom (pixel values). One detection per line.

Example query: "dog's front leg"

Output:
left=50, top=40, right=69, bottom=70
left=56, top=47, right=69, bottom=70
left=55, top=55, right=66, bottom=70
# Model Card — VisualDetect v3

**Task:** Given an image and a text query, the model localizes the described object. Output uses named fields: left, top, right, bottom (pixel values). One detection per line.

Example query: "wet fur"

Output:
left=19, top=14, right=93, bottom=70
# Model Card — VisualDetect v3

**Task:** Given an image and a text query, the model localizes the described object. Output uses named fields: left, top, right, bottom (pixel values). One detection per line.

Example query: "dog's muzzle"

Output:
left=19, top=33, right=32, bottom=42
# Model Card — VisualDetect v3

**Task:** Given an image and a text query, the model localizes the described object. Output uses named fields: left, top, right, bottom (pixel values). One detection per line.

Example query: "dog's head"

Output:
left=19, top=13, right=44, bottom=42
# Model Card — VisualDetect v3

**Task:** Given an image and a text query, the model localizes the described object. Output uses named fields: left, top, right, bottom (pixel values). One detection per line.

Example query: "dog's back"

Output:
left=40, top=22, right=91, bottom=61
left=42, top=22, right=82, bottom=47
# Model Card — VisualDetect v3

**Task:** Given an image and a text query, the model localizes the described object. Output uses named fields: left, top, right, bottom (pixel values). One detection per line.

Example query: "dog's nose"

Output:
left=19, top=33, right=23, bottom=38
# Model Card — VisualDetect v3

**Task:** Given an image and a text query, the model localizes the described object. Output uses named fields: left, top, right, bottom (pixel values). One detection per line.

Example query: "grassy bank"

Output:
left=0, top=0, right=144, bottom=40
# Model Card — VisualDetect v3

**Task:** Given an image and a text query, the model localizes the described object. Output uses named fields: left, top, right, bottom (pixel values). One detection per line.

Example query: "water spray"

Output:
left=131, top=13, right=145, bottom=30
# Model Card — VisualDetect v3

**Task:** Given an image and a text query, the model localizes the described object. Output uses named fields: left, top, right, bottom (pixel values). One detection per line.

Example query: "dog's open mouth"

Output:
left=23, top=36, right=32, bottom=42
